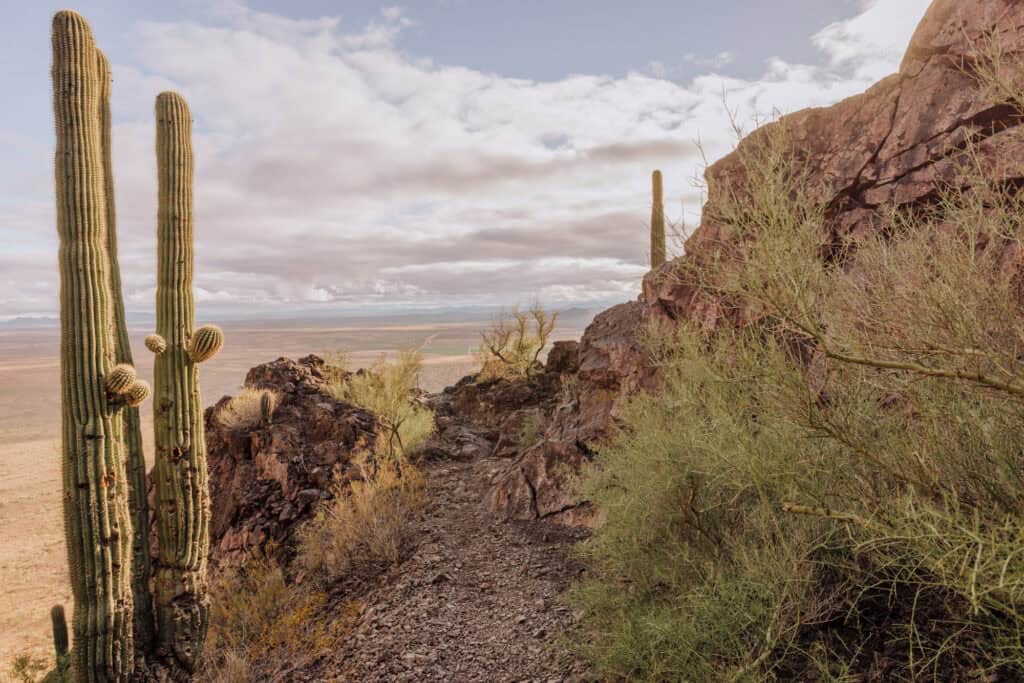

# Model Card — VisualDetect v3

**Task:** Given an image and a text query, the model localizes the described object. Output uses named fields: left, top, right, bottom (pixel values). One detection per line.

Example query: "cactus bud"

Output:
left=145, top=333, right=167, bottom=354
left=124, top=380, right=151, bottom=407
left=189, top=324, right=224, bottom=363
left=105, top=363, right=137, bottom=395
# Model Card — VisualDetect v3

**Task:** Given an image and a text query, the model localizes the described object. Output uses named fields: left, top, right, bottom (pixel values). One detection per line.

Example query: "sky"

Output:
left=1, top=0, right=931, bottom=321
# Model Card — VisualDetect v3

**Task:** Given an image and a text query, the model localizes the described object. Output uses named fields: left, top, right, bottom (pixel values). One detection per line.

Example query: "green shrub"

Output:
left=324, top=348, right=434, bottom=461
left=571, top=79, right=1024, bottom=680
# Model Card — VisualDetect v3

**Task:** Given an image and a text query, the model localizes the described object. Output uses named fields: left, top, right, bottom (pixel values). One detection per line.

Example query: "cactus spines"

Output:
left=145, top=334, right=168, bottom=354
left=152, top=90, right=216, bottom=670
left=650, top=169, right=666, bottom=268
left=188, top=324, right=224, bottom=363
left=106, top=364, right=137, bottom=395
left=260, top=390, right=275, bottom=426
left=97, top=45, right=156, bottom=652
left=52, top=10, right=135, bottom=679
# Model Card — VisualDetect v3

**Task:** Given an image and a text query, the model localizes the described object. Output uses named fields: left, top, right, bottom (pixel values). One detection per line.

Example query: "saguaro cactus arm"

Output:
left=51, top=10, right=135, bottom=680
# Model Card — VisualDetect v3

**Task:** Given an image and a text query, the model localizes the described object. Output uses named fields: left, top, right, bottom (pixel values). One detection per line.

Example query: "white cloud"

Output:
left=4, top=1, right=930, bottom=318
left=813, top=0, right=932, bottom=79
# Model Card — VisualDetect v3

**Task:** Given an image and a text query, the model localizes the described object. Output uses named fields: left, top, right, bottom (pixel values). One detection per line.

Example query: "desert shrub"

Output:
left=202, top=555, right=361, bottom=682
left=513, top=412, right=544, bottom=450
left=324, top=348, right=434, bottom=461
left=216, top=387, right=280, bottom=432
left=295, top=456, right=425, bottom=581
left=301, top=348, right=431, bottom=581
left=320, top=349, right=350, bottom=385
left=477, top=304, right=557, bottom=380
left=571, top=96, right=1024, bottom=679
left=6, top=654, right=48, bottom=683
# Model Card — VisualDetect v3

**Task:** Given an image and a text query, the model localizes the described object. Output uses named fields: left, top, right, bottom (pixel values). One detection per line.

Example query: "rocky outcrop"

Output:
left=204, top=355, right=376, bottom=565
left=490, top=0, right=1024, bottom=524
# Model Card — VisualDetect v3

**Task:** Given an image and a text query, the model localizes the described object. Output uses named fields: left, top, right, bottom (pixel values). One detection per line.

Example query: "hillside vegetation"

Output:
left=570, top=66, right=1024, bottom=680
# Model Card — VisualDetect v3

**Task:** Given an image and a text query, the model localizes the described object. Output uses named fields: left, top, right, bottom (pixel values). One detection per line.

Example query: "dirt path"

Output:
left=318, top=453, right=591, bottom=682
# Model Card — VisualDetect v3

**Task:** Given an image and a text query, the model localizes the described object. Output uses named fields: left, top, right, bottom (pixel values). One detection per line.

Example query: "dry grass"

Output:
left=296, top=457, right=425, bottom=582
left=216, top=387, right=280, bottom=432
left=4, top=653, right=49, bottom=683
left=202, top=556, right=362, bottom=682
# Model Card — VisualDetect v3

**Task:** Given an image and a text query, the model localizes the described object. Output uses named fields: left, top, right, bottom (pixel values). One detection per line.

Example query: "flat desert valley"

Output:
left=0, top=312, right=591, bottom=663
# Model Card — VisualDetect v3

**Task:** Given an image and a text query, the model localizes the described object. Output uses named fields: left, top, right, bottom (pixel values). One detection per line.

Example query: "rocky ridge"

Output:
left=488, top=0, right=1024, bottom=521
left=204, top=355, right=376, bottom=565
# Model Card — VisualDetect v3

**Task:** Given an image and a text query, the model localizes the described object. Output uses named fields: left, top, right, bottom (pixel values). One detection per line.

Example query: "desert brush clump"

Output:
left=217, top=388, right=281, bottom=432
left=299, top=349, right=432, bottom=579
left=200, top=556, right=363, bottom=683
left=324, top=348, right=435, bottom=460
left=295, top=456, right=426, bottom=581
left=477, top=304, right=558, bottom=380
left=571, top=84, right=1024, bottom=680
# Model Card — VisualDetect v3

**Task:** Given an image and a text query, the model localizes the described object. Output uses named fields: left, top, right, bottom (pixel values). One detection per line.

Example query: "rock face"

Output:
left=490, top=0, right=1024, bottom=523
left=204, top=355, right=376, bottom=565
left=422, top=341, right=599, bottom=524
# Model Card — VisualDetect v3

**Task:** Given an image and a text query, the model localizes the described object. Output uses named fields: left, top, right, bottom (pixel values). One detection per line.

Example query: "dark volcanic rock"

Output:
left=204, top=355, right=376, bottom=565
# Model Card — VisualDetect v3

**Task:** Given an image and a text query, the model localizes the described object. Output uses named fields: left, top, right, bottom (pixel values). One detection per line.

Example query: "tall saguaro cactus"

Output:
left=51, top=10, right=139, bottom=680
left=151, top=91, right=223, bottom=671
left=650, top=169, right=667, bottom=268
left=96, top=48, right=156, bottom=652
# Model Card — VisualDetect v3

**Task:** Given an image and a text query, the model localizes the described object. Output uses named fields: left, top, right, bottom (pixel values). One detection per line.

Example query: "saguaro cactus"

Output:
left=51, top=10, right=136, bottom=680
left=151, top=91, right=221, bottom=671
left=650, top=169, right=667, bottom=268
left=260, top=391, right=275, bottom=426
left=97, top=48, right=156, bottom=651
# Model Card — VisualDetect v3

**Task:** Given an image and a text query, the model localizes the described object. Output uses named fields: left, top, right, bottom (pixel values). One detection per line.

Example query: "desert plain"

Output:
left=0, top=311, right=590, bottom=663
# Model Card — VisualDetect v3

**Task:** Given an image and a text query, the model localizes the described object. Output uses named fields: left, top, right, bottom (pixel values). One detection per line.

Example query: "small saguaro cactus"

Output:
left=151, top=90, right=221, bottom=671
left=43, top=605, right=70, bottom=682
left=650, top=169, right=667, bottom=268
left=51, top=10, right=136, bottom=680
left=260, top=390, right=275, bottom=426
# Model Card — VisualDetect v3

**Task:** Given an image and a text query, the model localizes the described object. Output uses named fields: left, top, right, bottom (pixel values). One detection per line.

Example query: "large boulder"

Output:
left=204, top=355, right=376, bottom=565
